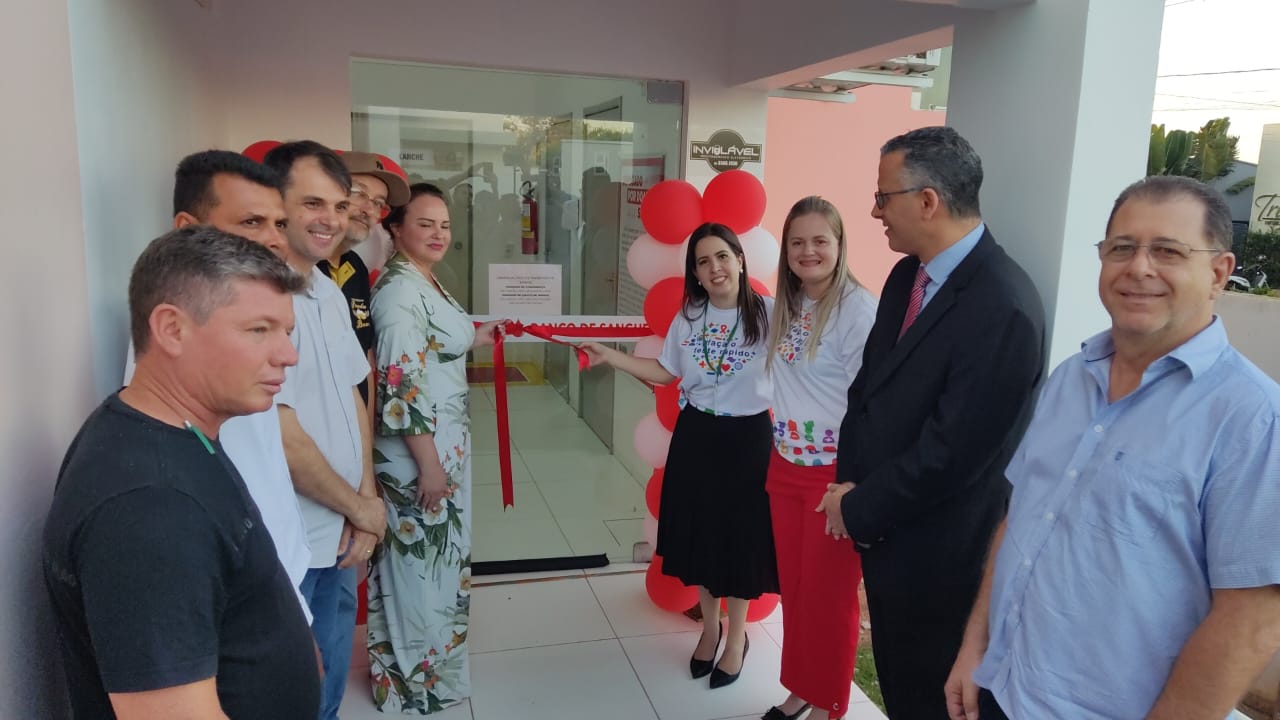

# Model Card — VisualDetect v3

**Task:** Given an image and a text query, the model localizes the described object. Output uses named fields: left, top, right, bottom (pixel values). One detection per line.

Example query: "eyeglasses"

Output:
left=874, top=187, right=926, bottom=210
left=350, top=186, right=391, bottom=218
left=1095, top=239, right=1223, bottom=265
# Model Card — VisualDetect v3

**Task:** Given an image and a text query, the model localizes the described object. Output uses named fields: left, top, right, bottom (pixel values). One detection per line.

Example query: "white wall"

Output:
left=69, top=0, right=226, bottom=396
left=948, top=0, right=1166, bottom=368
left=0, top=2, right=226, bottom=715
left=727, top=0, right=961, bottom=88
left=0, top=2, right=94, bottom=717
left=206, top=0, right=767, bottom=181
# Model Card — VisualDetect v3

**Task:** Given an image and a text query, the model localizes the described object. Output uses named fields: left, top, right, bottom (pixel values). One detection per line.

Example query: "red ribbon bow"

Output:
left=481, top=320, right=653, bottom=508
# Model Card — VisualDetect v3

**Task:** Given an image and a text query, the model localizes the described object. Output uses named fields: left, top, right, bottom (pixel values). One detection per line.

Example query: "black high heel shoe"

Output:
left=709, top=635, right=750, bottom=689
left=761, top=702, right=811, bottom=720
left=689, top=622, right=724, bottom=679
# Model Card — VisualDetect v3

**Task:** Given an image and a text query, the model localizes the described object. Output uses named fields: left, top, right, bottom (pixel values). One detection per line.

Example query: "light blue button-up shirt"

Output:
left=974, top=318, right=1280, bottom=719
left=921, top=222, right=984, bottom=308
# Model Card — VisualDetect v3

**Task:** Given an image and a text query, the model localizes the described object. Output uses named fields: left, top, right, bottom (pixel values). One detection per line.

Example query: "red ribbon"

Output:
left=481, top=320, right=653, bottom=508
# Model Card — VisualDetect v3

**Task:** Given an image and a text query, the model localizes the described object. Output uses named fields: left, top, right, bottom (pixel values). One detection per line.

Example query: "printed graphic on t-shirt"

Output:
left=776, top=310, right=813, bottom=365
left=681, top=321, right=757, bottom=378
left=773, top=418, right=838, bottom=465
left=351, top=298, right=371, bottom=330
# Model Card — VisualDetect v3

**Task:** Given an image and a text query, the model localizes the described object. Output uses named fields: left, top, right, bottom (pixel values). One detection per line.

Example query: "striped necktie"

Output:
left=898, top=265, right=931, bottom=339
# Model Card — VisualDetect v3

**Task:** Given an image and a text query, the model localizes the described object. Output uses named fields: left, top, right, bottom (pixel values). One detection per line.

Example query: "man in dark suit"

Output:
left=817, top=126, right=1045, bottom=720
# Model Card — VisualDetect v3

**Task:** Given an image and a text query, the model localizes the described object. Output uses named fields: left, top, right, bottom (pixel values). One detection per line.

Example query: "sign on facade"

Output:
left=690, top=129, right=762, bottom=173
left=1251, top=124, right=1280, bottom=234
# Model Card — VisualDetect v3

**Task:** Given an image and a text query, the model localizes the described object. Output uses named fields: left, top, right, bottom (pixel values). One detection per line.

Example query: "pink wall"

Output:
left=763, top=86, right=945, bottom=296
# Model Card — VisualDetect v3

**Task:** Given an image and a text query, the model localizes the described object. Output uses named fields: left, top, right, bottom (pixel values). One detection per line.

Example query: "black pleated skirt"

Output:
left=655, top=405, right=779, bottom=599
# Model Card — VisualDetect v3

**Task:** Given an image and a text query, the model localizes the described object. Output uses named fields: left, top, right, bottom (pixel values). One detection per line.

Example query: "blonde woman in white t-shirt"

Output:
left=581, top=222, right=777, bottom=690
left=763, top=196, right=878, bottom=720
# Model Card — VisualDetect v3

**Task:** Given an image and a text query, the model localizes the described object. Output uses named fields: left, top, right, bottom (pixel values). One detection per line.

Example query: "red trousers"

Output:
left=766, top=452, right=863, bottom=716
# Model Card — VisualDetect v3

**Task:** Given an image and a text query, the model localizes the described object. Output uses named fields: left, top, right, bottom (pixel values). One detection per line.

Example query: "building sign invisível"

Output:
left=691, top=129, right=762, bottom=173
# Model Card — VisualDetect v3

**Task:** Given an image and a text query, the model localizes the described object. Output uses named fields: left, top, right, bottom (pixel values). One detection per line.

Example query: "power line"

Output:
left=1154, top=107, right=1280, bottom=113
left=1159, top=68, right=1280, bottom=78
left=1154, top=93, right=1280, bottom=110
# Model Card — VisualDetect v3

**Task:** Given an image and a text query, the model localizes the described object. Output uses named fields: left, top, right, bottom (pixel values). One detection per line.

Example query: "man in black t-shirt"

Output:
left=319, top=151, right=409, bottom=427
left=43, top=228, right=317, bottom=719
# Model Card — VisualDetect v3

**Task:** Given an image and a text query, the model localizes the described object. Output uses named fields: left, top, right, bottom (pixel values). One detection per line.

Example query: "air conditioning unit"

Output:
left=857, top=49, right=944, bottom=76
left=773, top=47, right=943, bottom=102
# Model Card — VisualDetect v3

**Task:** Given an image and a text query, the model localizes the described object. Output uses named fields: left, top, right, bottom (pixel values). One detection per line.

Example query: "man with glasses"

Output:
left=320, top=152, right=410, bottom=428
left=945, top=175, right=1280, bottom=719
left=816, top=126, right=1045, bottom=720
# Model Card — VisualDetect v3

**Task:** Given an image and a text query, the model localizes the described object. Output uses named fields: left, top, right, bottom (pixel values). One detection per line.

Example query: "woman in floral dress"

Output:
left=366, top=182, right=502, bottom=714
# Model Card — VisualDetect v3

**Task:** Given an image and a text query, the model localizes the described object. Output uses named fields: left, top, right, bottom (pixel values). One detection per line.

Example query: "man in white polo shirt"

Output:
left=123, top=150, right=314, bottom=623
left=263, top=140, right=385, bottom=720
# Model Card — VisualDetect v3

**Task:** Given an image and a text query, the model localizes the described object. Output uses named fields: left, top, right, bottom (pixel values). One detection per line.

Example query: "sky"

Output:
left=1152, top=0, right=1280, bottom=164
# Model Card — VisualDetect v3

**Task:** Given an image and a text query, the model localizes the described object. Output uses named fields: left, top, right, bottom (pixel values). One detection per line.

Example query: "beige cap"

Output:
left=341, top=152, right=411, bottom=207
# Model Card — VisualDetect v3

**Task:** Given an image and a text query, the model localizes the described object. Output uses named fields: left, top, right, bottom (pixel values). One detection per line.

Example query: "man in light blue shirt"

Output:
left=945, top=176, right=1280, bottom=720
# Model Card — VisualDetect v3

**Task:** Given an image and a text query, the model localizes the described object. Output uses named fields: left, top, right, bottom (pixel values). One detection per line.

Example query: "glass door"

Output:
left=351, top=60, right=684, bottom=566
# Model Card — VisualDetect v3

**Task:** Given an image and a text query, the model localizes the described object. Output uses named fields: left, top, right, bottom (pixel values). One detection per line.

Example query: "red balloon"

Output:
left=242, top=140, right=281, bottom=162
left=746, top=593, right=781, bottom=622
left=702, top=170, right=766, bottom=234
left=640, top=180, right=705, bottom=245
left=643, top=277, right=685, bottom=337
left=646, top=554, right=698, bottom=613
left=654, top=382, right=681, bottom=430
left=749, top=276, right=773, bottom=298
left=645, top=468, right=663, bottom=517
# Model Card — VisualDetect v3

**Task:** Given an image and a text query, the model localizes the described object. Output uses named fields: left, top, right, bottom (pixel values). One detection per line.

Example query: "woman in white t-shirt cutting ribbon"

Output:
left=581, top=222, right=777, bottom=690
left=763, top=196, right=878, bottom=720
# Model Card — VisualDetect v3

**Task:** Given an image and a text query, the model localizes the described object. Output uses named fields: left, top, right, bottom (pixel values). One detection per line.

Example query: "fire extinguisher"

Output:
left=520, top=180, right=539, bottom=255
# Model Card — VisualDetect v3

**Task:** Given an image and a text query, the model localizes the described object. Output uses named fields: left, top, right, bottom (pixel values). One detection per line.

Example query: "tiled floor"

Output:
left=345, top=383, right=885, bottom=719
left=341, top=568, right=886, bottom=720
left=468, top=384, right=648, bottom=564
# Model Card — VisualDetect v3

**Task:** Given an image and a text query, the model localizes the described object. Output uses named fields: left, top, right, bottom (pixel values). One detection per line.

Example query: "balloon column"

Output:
left=626, top=170, right=781, bottom=620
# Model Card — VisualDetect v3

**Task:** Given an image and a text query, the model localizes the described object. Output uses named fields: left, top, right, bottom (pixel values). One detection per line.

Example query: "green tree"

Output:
left=1147, top=117, right=1239, bottom=182
left=1149, top=124, right=1192, bottom=176
left=1185, top=117, right=1240, bottom=181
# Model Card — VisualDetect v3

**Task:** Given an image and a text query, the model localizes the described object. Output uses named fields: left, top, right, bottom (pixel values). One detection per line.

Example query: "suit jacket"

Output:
left=837, top=228, right=1045, bottom=598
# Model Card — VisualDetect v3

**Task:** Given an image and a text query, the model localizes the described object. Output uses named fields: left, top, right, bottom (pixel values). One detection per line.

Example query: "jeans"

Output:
left=301, top=565, right=358, bottom=720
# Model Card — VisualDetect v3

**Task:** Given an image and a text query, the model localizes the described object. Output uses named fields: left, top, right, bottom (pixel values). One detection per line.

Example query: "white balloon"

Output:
left=633, top=335, right=665, bottom=359
left=626, top=233, right=688, bottom=289
left=633, top=412, right=673, bottom=469
left=643, top=512, right=658, bottom=547
left=739, top=226, right=781, bottom=281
